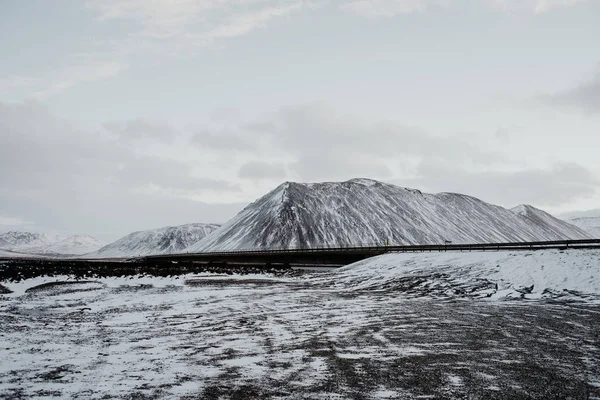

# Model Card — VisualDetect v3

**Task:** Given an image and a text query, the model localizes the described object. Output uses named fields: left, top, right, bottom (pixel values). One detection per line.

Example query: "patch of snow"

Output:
left=332, top=249, right=600, bottom=301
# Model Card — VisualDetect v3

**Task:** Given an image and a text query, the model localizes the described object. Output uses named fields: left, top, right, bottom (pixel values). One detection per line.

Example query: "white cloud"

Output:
left=12, top=0, right=589, bottom=100
left=0, top=216, right=31, bottom=226
left=341, top=0, right=427, bottom=17
left=538, top=67, right=600, bottom=114
left=238, top=161, right=288, bottom=180
left=0, top=101, right=245, bottom=239
left=33, top=60, right=127, bottom=100
left=86, top=0, right=309, bottom=42
left=340, top=0, right=592, bottom=17
left=403, top=162, right=600, bottom=208
left=103, top=119, right=176, bottom=142
left=532, top=0, right=590, bottom=13
left=203, top=3, right=304, bottom=40
left=0, top=76, right=39, bottom=95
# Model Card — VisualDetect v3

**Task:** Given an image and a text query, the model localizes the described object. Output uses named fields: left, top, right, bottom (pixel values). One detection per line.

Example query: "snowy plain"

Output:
left=1, top=249, right=599, bottom=399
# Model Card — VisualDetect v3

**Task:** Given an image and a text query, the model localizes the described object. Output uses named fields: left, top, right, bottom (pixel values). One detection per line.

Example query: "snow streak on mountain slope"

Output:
left=88, top=223, right=220, bottom=258
left=188, top=179, right=592, bottom=252
left=568, top=216, right=600, bottom=238
left=511, top=204, right=591, bottom=240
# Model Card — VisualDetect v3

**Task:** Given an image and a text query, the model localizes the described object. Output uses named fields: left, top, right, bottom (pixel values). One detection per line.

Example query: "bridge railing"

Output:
left=145, top=238, right=600, bottom=259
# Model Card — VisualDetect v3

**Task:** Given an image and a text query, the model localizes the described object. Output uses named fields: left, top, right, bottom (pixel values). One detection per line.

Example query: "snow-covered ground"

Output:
left=1, top=250, right=599, bottom=399
left=329, top=249, right=600, bottom=301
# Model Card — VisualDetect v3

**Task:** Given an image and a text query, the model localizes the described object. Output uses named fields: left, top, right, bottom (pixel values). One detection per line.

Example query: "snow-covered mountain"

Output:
left=567, top=216, right=600, bottom=238
left=0, top=232, right=104, bottom=256
left=0, top=231, right=64, bottom=250
left=187, top=178, right=592, bottom=252
left=87, top=223, right=220, bottom=258
left=21, top=235, right=105, bottom=256
left=510, top=204, right=591, bottom=240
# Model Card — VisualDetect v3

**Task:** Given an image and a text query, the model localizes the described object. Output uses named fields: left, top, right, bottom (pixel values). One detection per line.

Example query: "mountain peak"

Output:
left=511, top=204, right=533, bottom=215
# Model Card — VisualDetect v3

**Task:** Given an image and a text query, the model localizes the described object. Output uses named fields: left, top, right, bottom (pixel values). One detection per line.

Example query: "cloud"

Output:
left=33, top=60, right=127, bottom=100
left=0, top=76, right=39, bottom=95
left=116, top=156, right=241, bottom=192
left=402, top=162, right=600, bottom=207
left=340, top=0, right=592, bottom=17
left=238, top=161, right=287, bottom=180
left=558, top=208, right=600, bottom=219
left=12, top=0, right=588, bottom=100
left=104, top=119, right=176, bottom=142
left=202, top=3, right=304, bottom=40
left=531, top=0, right=591, bottom=13
left=189, top=102, right=504, bottom=184
left=539, top=68, right=600, bottom=114
left=86, top=0, right=309, bottom=43
left=0, top=216, right=32, bottom=226
left=341, top=0, right=427, bottom=17
left=0, top=101, right=245, bottom=240
left=191, top=128, right=261, bottom=151
left=14, top=1, right=304, bottom=99
left=250, top=103, right=502, bottom=181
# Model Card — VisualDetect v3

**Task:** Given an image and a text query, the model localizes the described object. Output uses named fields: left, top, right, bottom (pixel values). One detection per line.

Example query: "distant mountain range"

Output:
left=2, top=179, right=594, bottom=258
left=0, top=232, right=104, bottom=256
left=567, top=216, right=600, bottom=238
left=86, top=223, right=220, bottom=258
left=186, top=178, right=591, bottom=252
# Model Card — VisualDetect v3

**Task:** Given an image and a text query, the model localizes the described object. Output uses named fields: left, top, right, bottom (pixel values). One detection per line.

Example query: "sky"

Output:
left=0, top=0, right=599, bottom=241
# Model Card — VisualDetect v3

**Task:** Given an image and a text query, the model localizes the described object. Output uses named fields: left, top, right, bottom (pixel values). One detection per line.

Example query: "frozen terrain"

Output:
left=188, top=179, right=591, bottom=252
left=1, top=249, right=599, bottom=399
left=87, top=223, right=220, bottom=258
left=569, top=216, right=600, bottom=238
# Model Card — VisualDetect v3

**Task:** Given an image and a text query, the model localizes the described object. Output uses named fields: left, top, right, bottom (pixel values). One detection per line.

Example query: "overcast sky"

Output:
left=1, top=0, right=599, bottom=241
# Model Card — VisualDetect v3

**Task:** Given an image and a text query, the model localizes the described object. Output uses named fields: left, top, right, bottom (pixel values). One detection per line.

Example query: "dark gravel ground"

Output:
left=0, top=277, right=599, bottom=399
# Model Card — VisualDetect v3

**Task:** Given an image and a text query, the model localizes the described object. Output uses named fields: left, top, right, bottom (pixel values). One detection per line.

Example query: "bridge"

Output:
left=143, top=238, right=600, bottom=269
left=1, top=239, right=599, bottom=281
